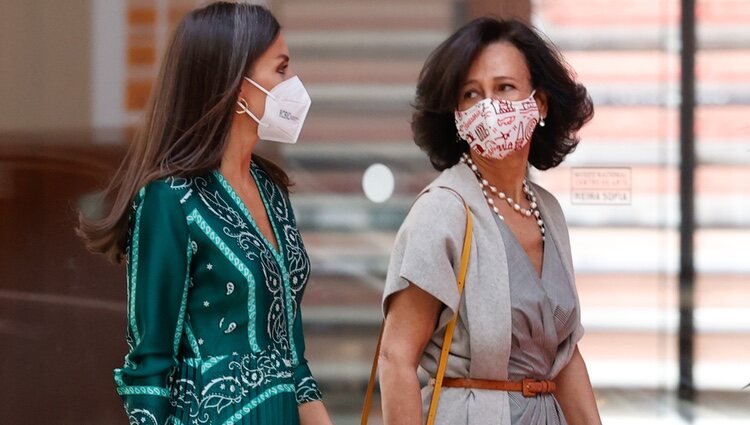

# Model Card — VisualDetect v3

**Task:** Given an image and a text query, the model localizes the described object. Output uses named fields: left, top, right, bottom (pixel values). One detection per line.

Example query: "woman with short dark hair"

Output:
left=77, top=3, right=332, bottom=424
left=377, top=17, right=600, bottom=425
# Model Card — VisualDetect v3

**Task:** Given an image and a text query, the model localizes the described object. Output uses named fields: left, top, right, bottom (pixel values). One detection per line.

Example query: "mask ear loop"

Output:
left=235, top=97, right=269, bottom=127
left=244, top=77, right=277, bottom=101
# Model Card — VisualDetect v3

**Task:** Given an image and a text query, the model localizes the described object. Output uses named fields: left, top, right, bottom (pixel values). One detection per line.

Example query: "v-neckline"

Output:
left=494, top=214, right=548, bottom=282
left=212, top=166, right=283, bottom=261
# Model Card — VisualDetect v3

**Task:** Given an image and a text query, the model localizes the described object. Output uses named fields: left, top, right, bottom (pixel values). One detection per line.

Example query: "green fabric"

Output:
left=115, top=163, right=322, bottom=425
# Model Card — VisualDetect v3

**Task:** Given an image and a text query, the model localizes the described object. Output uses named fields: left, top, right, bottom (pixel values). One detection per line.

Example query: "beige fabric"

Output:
left=382, top=163, right=583, bottom=425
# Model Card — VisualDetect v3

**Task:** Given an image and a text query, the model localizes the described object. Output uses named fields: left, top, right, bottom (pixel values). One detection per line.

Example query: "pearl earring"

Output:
left=539, top=116, right=546, bottom=127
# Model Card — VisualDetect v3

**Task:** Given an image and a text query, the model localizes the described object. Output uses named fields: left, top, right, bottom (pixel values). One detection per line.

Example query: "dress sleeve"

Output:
left=291, top=307, right=323, bottom=405
left=114, top=181, right=192, bottom=425
left=382, top=189, right=468, bottom=329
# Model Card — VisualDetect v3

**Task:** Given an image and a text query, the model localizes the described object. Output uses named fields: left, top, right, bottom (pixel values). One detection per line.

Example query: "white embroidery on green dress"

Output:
left=221, top=384, right=296, bottom=425
left=187, top=209, right=261, bottom=353
left=114, top=368, right=125, bottom=387
left=117, top=385, right=171, bottom=398
left=183, top=355, right=227, bottom=375
left=252, top=170, right=299, bottom=367
left=128, top=186, right=147, bottom=345
left=127, top=407, right=159, bottom=425
left=184, top=323, right=201, bottom=358
left=212, top=169, right=299, bottom=366
left=295, top=376, right=322, bottom=404
left=204, top=355, right=227, bottom=374
left=174, top=239, right=193, bottom=356
left=212, top=170, right=283, bottom=261
left=170, top=416, right=186, bottom=425
left=172, top=349, right=294, bottom=421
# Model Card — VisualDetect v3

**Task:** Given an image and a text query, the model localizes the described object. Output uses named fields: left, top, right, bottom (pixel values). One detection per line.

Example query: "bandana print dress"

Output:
left=114, top=163, right=321, bottom=425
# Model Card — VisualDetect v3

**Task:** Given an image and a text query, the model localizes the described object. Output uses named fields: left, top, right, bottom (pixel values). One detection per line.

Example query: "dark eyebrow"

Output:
left=277, top=54, right=290, bottom=62
left=461, top=79, right=480, bottom=88
left=461, top=76, right=518, bottom=88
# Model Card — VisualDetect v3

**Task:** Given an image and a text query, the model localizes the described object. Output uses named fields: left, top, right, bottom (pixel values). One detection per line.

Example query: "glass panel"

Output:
left=532, top=0, right=681, bottom=397
left=694, top=0, right=750, bottom=397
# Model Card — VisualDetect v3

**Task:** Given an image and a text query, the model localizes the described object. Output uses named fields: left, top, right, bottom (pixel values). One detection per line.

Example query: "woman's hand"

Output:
left=379, top=283, right=443, bottom=425
left=299, top=400, right=333, bottom=425
left=554, top=345, right=602, bottom=425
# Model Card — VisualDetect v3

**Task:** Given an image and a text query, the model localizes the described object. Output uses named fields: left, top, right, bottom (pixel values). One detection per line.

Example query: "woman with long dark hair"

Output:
left=78, top=3, right=332, bottom=424
left=376, top=18, right=600, bottom=425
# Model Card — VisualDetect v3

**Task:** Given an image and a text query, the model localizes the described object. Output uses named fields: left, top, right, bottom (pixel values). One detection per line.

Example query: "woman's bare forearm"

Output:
left=379, top=358, right=423, bottom=425
left=379, top=283, right=442, bottom=425
left=555, top=346, right=601, bottom=425
left=299, top=400, right=333, bottom=425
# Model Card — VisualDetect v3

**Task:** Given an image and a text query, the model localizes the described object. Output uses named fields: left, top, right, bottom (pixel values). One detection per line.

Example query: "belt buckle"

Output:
left=521, top=378, right=555, bottom=397
left=521, top=378, right=538, bottom=397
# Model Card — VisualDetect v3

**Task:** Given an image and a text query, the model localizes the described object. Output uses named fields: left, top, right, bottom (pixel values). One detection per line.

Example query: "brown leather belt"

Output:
left=430, top=377, right=556, bottom=398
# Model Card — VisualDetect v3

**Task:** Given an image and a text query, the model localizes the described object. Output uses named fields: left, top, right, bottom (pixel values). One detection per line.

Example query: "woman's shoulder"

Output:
left=409, top=162, right=474, bottom=217
left=400, top=186, right=468, bottom=243
left=528, top=181, right=564, bottom=216
left=132, top=175, right=204, bottom=213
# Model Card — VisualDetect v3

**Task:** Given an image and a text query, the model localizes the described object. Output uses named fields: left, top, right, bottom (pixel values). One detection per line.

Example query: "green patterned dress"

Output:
left=114, top=163, right=322, bottom=425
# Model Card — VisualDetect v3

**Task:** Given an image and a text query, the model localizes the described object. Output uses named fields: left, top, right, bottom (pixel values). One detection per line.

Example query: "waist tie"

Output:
left=429, top=377, right=556, bottom=398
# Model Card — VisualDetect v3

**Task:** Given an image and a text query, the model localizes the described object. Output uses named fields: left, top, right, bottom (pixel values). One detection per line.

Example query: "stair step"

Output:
left=287, top=30, right=448, bottom=59
left=541, top=24, right=750, bottom=51
left=280, top=0, right=453, bottom=31
left=295, top=58, right=423, bottom=85
left=300, top=108, right=411, bottom=142
left=538, top=0, right=749, bottom=28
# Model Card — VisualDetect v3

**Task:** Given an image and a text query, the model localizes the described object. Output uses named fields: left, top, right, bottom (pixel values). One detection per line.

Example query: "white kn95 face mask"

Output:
left=236, top=76, right=312, bottom=144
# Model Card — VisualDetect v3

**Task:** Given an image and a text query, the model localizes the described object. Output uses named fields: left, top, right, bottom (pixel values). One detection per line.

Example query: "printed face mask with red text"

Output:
left=454, top=91, right=540, bottom=160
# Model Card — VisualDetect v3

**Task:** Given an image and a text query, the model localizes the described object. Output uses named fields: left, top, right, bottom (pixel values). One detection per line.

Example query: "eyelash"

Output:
left=277, top=64, right=288, bottom=75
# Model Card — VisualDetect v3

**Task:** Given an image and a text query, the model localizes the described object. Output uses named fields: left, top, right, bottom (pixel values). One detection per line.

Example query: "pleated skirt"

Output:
left=169, top=353, right=300, bottom=425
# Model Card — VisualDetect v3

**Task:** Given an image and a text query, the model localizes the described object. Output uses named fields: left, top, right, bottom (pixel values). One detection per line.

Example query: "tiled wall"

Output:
left=125, top=0, right=208, bottom=116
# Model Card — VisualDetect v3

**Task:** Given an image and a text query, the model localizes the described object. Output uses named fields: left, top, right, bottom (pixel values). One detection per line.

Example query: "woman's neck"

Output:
left=469, top=148, right=530, bottom=201
left=220, top=119, right=259, bottom=183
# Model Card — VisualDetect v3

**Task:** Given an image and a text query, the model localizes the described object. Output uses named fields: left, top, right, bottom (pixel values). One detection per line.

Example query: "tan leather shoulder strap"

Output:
left=360, top=324, right=383, bottom=423
left=425, top=187, right=473, bottom=425
left=361, top=187, right=473, bottom=425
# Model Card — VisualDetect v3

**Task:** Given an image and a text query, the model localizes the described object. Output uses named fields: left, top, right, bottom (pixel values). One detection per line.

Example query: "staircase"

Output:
left=276, top=0, right=455, bottom=422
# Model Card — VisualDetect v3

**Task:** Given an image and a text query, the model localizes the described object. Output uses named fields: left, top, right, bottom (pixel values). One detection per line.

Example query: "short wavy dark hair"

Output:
left=412, top=17, right=594, bottom=171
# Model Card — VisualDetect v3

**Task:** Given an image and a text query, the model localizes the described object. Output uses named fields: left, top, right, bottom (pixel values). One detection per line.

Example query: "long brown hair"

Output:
left=78, top=2, right=290, bottom=263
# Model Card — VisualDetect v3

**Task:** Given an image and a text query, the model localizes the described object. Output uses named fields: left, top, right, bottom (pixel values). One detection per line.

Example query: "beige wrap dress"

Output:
left=383, top=163, right=585, bottom=425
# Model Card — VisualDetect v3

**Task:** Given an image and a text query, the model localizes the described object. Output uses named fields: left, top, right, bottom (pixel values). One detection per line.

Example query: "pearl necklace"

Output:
left=461, top=153, right=546, bottom=240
